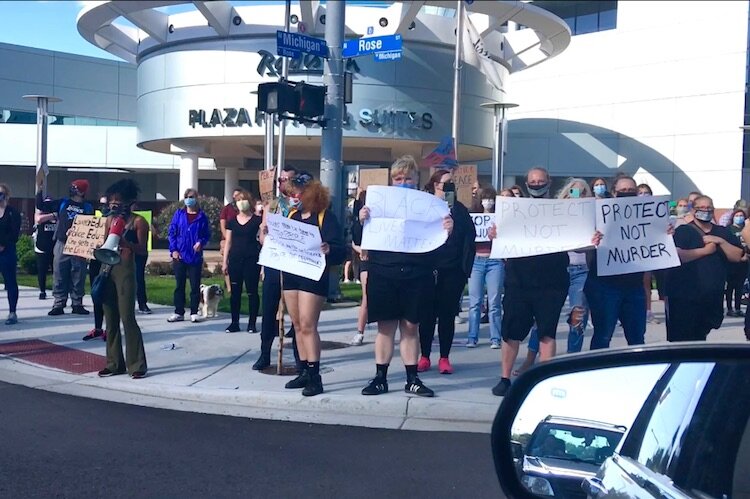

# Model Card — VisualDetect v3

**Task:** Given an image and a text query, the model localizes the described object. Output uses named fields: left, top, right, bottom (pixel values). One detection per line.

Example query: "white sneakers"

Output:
left=350, top=332, right=364, bottom=346
left=190, top=314, right=200, bottom=323
left=167, top=314, right=184, bottom=323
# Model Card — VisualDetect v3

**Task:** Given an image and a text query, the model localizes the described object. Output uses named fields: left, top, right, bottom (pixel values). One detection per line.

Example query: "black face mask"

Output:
left=526, top=183, right=550, bottom=198
left=616, top=191, right=637, bottom=198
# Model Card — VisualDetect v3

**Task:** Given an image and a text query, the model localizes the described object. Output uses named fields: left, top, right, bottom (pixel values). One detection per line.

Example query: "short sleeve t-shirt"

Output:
left=666, top=223, right=742, bottom=297
left=220, top=203, right=238, bottom=226
left=227, top=216, right=261, bottom=260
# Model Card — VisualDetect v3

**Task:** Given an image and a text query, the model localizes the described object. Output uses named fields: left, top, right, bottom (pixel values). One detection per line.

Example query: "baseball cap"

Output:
left=70, top=179, right=90, bottom=195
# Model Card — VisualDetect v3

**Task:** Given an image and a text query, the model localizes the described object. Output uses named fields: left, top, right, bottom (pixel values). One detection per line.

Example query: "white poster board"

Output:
left=595, top=196, right=680, bottom=276
left=490, top=197, right=597, bottom=259
left=361, top=185, right=449, bottom=253
left=258, top=214, right=326, bottom=281
left=470, top=212, right=493, bottom=242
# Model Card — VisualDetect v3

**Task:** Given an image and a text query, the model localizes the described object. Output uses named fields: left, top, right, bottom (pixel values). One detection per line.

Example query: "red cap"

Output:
left=71, top=179, right=89, bottom=195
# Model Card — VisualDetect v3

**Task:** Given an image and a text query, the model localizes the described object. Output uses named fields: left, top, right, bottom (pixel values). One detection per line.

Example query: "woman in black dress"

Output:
left=277, top=172, right=345, bottom=396
left=222, top=189, right=262, bottom=333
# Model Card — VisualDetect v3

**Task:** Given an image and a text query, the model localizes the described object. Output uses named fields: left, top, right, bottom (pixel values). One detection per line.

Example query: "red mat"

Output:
left=0, top=340, right=106, bottom=374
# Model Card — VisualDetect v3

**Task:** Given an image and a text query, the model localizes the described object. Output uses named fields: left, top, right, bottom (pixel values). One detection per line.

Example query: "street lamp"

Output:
left=23, top=94, right=61, bottom=197
left=481, top=101, right=518, bottom=190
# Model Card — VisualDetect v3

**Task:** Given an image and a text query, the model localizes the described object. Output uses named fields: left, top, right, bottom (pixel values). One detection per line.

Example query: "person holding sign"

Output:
left=350, top=189, right=369, bottom=346
left=665, top=195, right=744, bottom=342
left=0, top=184, right=21, bottom=325
left=39, top=178, right=94, bottom=316
left=222, top=189, right=262, bottom=333
left=417, top=169, right=475, bottom=375
left=359, top=156, right=453, bottom=397
left=277, top=173, right=345, bottom=397
left=96, top=179, right=149, bottom=379
left=489, top=167, right=570, bottom=397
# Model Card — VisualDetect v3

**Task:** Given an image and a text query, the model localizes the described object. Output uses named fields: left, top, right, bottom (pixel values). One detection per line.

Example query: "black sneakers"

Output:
left=225, top=323, right=240, bottom=333
left=492, top=378, right=511, bottom=397
left=252, top=354, right=271, bottom=371
left=71, top=305, right=90, bottom=315
left=98, top=368, right=126, bottom=377
left=404, top=378, right=434, bottom=397
left=285, top=371, right=309, bottom=389
left=302, top=375, right=324, bottom=397
left=362, top=378, right=389, bottom=396
left=48, top=307, right=64, bottom=316
left=247, top=323, right=258, bottom=334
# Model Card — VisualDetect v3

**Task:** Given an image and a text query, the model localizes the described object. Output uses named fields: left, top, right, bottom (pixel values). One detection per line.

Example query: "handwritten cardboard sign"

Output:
left=361, top=185, right=449, bottom=253
left=358, top=168, right=390, bottom=190
left=470, top=212, right=493, bottom=242
left=595, top=196, right=680, bottom=276
left=454, top=164, right=477, bottom=208
left=63, top=215, right=107, bottom=259
left=258, top=213, right=326, bottom=281
left=490, top=197, right=596, bottom=259
left=259, top=168, right=276, bottom=203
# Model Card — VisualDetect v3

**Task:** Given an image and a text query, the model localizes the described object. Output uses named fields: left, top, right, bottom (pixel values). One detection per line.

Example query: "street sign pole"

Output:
left=23, top=94, right=61, bottom=197
left=276, top=0, right=292, bottom=179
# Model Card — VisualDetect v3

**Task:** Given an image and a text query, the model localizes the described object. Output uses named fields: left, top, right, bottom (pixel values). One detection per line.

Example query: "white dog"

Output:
left=199, top=284, right=224, bottom=318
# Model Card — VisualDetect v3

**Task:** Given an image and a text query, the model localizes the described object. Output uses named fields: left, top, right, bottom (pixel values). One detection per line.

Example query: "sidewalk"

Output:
left=1, top=286, right=747, bottom=434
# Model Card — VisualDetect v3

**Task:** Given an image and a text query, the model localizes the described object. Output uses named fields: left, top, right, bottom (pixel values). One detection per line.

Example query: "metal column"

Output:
left=276, top=0, right=292, bottom=172
left=23, top=94, right=60, bottom=197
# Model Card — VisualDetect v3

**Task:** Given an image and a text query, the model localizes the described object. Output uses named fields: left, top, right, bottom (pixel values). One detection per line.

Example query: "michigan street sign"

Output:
left=276, top=30, right=329, bottom=59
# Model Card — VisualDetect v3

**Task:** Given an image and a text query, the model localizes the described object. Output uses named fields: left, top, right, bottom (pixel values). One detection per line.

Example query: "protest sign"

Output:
left=358, top=168, right=390, bottom=190
left=258, top=213, right=326, bottom=281
left=595, top=195, right=680, bottom=276
left=259, top=168, right=276, bottom=203
left=63, top=215, right=107, bottom=259
left=453, top=164, right=477, bottom=207
left=470, top=212, right=493, bottom=242
left=361, top=185, right=449, bottom=253
left=490, top=197, right=596, bottom=259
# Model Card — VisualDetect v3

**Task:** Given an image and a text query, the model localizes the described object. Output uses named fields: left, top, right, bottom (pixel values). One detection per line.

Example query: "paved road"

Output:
left=0, top=381, right=505, bottom=498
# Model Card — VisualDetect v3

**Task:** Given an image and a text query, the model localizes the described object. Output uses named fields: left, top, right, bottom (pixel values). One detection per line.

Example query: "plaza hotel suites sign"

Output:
left=187, top=51, right=432, bottom=133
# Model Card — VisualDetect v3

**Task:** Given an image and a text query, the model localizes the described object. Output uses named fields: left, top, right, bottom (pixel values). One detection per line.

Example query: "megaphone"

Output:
left=94, top=216, right=125, bottom=266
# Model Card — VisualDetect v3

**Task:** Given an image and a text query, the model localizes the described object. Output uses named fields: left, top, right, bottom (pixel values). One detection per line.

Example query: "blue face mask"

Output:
left=0, top=192, right=6, bottom=202
left=289, top=197, right=301, bottom=208
left=734, top=216, right=746, bottom=227
left=184, top=197, right=197, bottom=208
left=593, top=185, right=606, bottom=196
left=396, top=182, right=416, bottom=189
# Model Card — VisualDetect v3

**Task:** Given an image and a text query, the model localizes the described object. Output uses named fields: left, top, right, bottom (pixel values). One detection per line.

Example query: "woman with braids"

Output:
left=97, top=179, right=148, bottom=379
left=264, top=172, right=345, bottom=396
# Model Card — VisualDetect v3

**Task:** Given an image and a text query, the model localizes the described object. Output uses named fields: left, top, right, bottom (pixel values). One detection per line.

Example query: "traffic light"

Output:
left=256, top=81, right=326, bottom=121
left=257, top=81, right=296, bottom=114
left=295, top=82, right=325, bottom=119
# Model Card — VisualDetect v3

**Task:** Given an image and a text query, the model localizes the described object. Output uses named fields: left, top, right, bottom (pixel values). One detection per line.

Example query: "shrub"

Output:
left=16, top=235, right=36, bottom=274
left=212, top=262, right=224, bottom=277
left=154, top=196, right=223, bottom=246
left=19, top=251, right=37, bottom=275
left=146, top=261, right=173, bottom=276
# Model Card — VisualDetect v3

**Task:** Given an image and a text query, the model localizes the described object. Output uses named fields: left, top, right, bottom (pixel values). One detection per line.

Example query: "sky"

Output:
left=0, top=1, right=392, bottom=63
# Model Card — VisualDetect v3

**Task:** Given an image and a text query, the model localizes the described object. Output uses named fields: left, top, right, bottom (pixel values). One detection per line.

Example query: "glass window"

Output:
left=575, top=12, right=599, bottom=35
left=633, top=363, right=711, bottom=474
left=599, top=8, right=617, bottom=30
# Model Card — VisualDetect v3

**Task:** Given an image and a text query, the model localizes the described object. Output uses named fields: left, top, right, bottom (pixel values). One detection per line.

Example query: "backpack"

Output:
left=288, top=208, right=326, bottom=227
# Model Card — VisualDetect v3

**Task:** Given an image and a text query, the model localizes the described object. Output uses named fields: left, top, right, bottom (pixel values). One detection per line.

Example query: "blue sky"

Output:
left=0, top=1, right=390, bottom=62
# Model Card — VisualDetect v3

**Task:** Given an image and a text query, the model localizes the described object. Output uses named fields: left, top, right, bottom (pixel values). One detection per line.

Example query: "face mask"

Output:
left=568, top=188, right=581, bottom=199
left=687, top=201, right=694, bottom=211
left=676, top=206, right=689, bottom=216
left=236, top=200, right=251, bottom=212
left=734, top=216, right=745, bottom=226
left=481, top=199, right=495, bottom=210
left=184, top=197, right=197, bottom=208
left=0, top=192, right=6, bottom=202
left=396, top=183, right=417, bottom=189
left=289, top=197, right=301, bottom=208
left=616, top=191, right=637, bottom=198
left=70, top=187, right=84, bottom=198
left=694, top=209, right=714, bottom=222
left=99, top=197, right=107, bottom=205
left=593, top=185, right=606, bottom=196
left=526, top=183, right=550, bottom=198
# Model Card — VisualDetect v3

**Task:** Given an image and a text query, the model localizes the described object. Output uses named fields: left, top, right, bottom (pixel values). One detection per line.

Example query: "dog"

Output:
left=199, top=284, right=224, bottom=318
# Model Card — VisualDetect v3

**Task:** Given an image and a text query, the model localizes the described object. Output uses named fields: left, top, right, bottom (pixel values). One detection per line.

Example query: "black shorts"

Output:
left=502, top=286, right=568, bottom=342
left=367, top=272, right=434, bottom=324
left=282, top=272, right=328, bottom=297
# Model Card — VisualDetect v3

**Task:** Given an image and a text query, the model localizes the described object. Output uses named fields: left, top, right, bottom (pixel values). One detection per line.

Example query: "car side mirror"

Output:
left=490, top=344, right=750, bottom=499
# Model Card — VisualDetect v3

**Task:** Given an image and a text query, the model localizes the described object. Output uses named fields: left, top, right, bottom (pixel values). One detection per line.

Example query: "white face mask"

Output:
left=481, top=199, right=495, bottom=210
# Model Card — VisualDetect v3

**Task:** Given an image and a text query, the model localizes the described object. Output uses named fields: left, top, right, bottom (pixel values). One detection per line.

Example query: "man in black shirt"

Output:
left=37, top=178, right=95, bottom=316
left=666, top=195, right=743, bottom=341
left=491, top=167, right=570, bottom=397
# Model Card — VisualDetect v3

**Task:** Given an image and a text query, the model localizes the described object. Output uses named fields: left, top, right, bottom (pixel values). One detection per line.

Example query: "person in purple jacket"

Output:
left=167, top=188, right=211, bottom=323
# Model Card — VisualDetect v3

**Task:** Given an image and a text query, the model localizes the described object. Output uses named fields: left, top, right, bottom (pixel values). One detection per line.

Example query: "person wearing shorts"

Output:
left=358, top=155, right=454, bottom=398
left=489, top=167, right=570, bottom=397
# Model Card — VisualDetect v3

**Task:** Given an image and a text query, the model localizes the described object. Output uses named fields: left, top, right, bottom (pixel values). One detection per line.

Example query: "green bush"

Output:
left=19, top=251, right=37, bottom=275
left=16, top=235, right=36, bottom=274
left=154, top=196, right=223, bottom=246
left=146, top=261, right=173, bottom=276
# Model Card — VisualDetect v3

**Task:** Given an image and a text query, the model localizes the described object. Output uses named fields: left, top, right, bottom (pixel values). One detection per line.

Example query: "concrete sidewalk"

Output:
left=1, top=286, right=748, bottom=434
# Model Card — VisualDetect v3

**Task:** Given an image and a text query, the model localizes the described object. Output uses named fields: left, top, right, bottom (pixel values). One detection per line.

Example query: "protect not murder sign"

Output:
left=595, top=196, right=680, bottom=276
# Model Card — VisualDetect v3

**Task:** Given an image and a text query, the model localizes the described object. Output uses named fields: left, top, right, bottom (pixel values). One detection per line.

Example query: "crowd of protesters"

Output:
left=2, top=157, right=750, bottom=397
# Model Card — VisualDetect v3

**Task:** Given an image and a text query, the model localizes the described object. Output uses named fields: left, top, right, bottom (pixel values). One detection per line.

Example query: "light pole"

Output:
left=23, top=94, right=61, bottom=197
left=481, top=101, right=518, bottom=190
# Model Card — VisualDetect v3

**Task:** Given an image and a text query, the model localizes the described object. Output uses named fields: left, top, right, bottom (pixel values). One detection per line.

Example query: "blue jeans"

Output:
left=527, top=265, right=589, bottom=353
left=468, top=257, right=504, bottom=342
left=585, top=276, right=646, bottom=350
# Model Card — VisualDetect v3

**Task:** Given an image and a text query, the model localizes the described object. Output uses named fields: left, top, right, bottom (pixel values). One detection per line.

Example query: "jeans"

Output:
left=0, top=247, right=18, bottom=313
left=528, top=265, right=589, bottom=353
left=135, top=253, right=148, bottom=310
left=467, top=257, right=504, bottom=343
left=173, top=259, right=202, bottom=315
left=585, top=277, right=646, bottom=349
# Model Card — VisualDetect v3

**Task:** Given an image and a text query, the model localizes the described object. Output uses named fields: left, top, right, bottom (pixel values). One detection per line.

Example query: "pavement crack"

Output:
left=188, top=347, right=254, bottom=387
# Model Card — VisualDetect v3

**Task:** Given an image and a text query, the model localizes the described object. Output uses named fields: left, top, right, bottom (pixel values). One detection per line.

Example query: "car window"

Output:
left=528, top=424, right=624, bottom=465
left=631, top=363, right=712, bottom=474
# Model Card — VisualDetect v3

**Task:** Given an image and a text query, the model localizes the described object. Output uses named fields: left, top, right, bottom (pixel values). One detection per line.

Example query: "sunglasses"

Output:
left=185, top=195, right=196, bottom=199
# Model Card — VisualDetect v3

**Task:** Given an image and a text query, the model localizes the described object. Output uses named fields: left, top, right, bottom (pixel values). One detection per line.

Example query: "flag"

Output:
left=461, top=9, right=506, bottom=93
left=422, top=136, right=458, bottom=169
